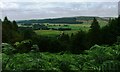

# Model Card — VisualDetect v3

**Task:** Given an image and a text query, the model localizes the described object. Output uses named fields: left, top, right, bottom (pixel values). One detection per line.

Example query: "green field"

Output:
left=35, top=30, right=79, bottom=36
left=35, top=24, right=90, bottom=36
left=35, top=20, right=108, bottom=36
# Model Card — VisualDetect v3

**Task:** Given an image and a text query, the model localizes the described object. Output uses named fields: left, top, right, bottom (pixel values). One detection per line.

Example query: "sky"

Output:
left=0, top=0, right=119, bottom=20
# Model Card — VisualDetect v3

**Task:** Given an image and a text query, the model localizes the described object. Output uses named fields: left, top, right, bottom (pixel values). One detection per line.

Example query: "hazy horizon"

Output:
left=0, top=1, right=118, bottom=20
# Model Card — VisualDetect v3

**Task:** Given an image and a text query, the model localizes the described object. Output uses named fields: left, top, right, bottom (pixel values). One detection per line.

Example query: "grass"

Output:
left=46, top=23, right=91, bottom=30
left=35, top=30, right=61, bottom=36
left=35, top=23, right=90, bottom=36
left=35, top=20, right=108, bottom=36
left=35, top=30, right=80, bottom=37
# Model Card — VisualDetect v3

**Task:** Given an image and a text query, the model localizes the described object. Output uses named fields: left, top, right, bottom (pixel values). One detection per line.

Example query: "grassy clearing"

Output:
left=35, top=20, right=108, bottom=36
left=45, top=23, right=90, bottom=30
left=35, top=30, right=80, bottom=36
left=35, top=24, right=90, bottom=36
left=35, top=30, right=61, bottom=36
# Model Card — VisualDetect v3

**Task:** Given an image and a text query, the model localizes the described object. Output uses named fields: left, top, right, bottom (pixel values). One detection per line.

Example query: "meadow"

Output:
left=35, top=20, right=107, bottom=36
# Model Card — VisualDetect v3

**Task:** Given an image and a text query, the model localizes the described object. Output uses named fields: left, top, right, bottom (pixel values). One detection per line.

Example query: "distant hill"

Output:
left=17, top=16, right=109, bottom=24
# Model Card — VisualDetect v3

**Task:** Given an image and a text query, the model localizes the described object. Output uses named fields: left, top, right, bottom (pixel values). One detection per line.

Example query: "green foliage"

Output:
left=2, top=17, right=13, bottom=43
left=88, top=17, right=101, bottom=46
left=14, top=40, right=33, bottom=53
left=2, top=43, right=120, bottom=71
left=12, top=20, right=18, bottom=31
left=2, top=17, right=37, bottom=44
left=2, top=15, right=120, bottom=71
left=58, top=33, right=70, bottom=51
left=18, top=17, right=83, bottom=24
left=59, top=61, right=71, bottom=72
left=20, top=29, right=36, bottom=40
left=31, top=44, right=39, bottom=52
left=2, top=43, right=16, bottom=55
left=83, top=44, right=120, bottom=71
left=2, top=53, right=10, bottom=70
left=2, top=17, right=23, bottom=43
left=90, top=18, right=100, bottom=31
left=70, top=30, right=88, bottom=53
left=100, top=60, right=120, bottom=72
left=100, top=16, right=120, bottom=45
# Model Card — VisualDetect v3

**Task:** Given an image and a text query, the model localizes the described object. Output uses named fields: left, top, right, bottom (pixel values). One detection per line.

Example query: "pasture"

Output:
left=35, top=20, right=108, bottom=36
left=35, top=30, right=79, bottom=37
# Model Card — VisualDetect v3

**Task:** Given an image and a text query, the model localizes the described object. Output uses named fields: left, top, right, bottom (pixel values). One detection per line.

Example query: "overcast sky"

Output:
left=0, top=0, right=119, bottom=20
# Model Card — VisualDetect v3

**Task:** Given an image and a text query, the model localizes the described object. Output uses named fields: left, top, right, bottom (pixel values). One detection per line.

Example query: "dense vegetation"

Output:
left=1, top=15, right=120, bottom=71
left=17, top=17, right=83, bottom=24
left=2, top=16, right=120, bottom=53
left=2, top=43, right=120, bottom=71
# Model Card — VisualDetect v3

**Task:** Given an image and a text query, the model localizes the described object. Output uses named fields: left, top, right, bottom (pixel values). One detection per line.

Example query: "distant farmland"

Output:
left=17, top=16, right=108, bottom=36
left=35, top=19, right=108, bottom=36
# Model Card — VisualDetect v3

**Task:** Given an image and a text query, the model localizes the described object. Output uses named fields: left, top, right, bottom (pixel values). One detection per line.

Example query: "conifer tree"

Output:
left=88, top=17, right=100, bottom=46
left=12, top=20, right=18, bottom=31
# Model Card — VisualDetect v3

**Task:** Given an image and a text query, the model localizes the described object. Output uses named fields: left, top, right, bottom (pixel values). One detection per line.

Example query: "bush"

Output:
left=2, top=43, right=16, bottom=54
left=100, top=60, right=120, bottom=72
left=14, top=40, right=33, bottom=53
left=59, top=61, right=71, bottom=72
left=2, top=43, right=120, bottom=71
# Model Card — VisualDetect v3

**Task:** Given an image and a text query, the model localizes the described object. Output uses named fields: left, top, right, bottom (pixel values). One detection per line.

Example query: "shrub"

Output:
left=14, top=40, right=33, bottom=53
left=100, top=60, right=120, bottom=72
left=59, top=61, right=71, bottom=72
left=2, top=43, right=16, bottom=54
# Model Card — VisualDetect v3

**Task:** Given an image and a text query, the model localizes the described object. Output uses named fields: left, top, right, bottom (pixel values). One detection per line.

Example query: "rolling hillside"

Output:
left=17, top=16, right=109, bottom=24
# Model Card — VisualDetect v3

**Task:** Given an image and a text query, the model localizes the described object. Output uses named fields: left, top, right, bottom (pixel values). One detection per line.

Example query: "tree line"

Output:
left=17, top=17, right=83, bottom=24
left=2, top=16, right=120, bottom=54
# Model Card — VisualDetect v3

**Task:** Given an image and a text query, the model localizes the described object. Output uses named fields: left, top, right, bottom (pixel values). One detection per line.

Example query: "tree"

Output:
left=58, top=33, right=70, bottom=51
left=100, top=16, right=120, bottom=45
left=70, top=30, right=87, bottom=54
left=88, top=17, right=101, bottom=46
left=2, top=17, right=23, bottom=43
left=12, top=20, right=18, bottom=31
left=2, top=16, right=13, bottom=43
left=21, top=29, right=36, bottom=40
left=90, top=17, right=100, bottom=31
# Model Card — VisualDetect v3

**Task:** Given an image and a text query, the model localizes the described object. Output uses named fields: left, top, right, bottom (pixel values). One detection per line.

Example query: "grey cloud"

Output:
left=1, top=2, right=118, bottom=20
